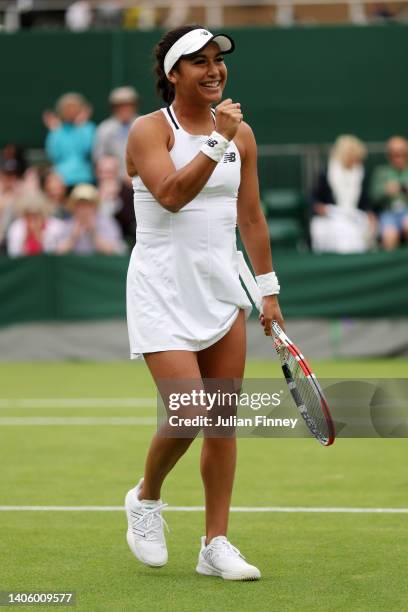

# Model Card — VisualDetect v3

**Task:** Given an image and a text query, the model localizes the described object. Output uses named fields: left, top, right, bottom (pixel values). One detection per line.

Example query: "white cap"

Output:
left=68, top=184, right=99, bottom=210
left=164, top=28, right=235, bottom=77
left=109, top=86, right=139, bottom=105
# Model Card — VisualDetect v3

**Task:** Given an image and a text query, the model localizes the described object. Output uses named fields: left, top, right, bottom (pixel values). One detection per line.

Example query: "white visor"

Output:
left=164, top=28, right=235, bottom=77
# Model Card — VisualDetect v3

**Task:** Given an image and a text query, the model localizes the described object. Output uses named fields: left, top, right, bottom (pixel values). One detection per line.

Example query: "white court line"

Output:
left=0, top=506, right=407, bottom=514
left=0, top=398, right=156, bottom=409
left=0, top=417, right=156, bottom=426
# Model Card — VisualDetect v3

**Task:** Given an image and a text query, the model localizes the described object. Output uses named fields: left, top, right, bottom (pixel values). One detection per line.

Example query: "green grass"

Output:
left=0, top=360, right=407, bottom=611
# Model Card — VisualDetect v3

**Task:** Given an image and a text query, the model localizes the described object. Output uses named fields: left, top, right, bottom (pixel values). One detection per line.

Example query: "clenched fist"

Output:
left=215, top=98, right=243, bottom=141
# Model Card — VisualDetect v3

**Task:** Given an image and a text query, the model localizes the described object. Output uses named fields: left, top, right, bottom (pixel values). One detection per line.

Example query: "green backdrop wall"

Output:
left=1, top=25, right=407, bottom=148
left=1, top=250, right=408, bottom=327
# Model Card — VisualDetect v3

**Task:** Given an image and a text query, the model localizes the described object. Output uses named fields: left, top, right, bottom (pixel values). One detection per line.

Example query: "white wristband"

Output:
left=200, top=131, right=230, bottom=163
left=256, top=271, right=280, bottom=296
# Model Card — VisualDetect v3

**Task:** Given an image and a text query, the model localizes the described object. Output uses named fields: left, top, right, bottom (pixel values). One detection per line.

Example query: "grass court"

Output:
left=1, top=359, right=407, bottom=611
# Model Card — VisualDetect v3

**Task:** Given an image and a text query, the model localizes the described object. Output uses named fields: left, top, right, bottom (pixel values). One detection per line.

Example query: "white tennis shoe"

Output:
left=196, top=535, right=261, bottom=581
left=125, top=478, right=168, bottom=567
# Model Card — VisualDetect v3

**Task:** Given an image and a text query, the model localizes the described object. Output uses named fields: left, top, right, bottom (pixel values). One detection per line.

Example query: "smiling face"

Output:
left=169, top=42, right=227, bottom=104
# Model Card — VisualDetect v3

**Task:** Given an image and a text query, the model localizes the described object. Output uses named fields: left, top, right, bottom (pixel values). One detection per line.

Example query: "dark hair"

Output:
left=154, top=25, right=205, bottom=105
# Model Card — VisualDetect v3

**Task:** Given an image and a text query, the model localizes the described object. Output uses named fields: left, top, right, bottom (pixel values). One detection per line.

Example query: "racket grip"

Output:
left=237, top=251, right=263, bottom=312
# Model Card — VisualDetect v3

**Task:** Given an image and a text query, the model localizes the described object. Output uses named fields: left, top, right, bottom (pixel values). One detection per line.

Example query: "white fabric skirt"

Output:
left=126, top=236, right=252, bottom=360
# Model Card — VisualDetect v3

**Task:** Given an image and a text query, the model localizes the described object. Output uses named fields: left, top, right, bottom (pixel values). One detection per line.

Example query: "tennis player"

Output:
left=125, top=25, right=284, bottom=581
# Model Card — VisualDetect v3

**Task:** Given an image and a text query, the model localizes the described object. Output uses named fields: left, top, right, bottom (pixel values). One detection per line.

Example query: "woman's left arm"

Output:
left=236, top=122, right=284, bottom=335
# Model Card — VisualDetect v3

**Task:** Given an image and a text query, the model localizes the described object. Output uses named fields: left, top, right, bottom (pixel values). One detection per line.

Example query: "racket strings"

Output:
left=278, top=345, right=332, bottom=444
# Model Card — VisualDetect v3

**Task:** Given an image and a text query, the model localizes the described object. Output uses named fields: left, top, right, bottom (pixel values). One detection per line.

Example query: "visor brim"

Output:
left=181, top=33, right=235, bottom=59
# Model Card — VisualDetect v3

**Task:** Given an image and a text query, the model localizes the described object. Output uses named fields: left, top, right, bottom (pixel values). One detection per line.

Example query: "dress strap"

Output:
left=162, top=105, right=179, bottom=131
left=161, top=104, right=216, bottom=132
left=210, top=107, right=216, bottom=124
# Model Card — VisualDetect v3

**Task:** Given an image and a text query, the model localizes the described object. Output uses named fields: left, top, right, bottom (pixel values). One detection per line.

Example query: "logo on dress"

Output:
left=223, top=152, right=236, bottom=163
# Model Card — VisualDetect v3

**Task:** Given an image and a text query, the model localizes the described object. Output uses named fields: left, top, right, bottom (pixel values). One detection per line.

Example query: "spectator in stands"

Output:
left=310, top=135, right=375, bottom=253
left=1, top=143, right=27, bottom=177
left=372, top=3, right=395, bottom=21
left=43, top=93, right=96, bottom=188
left=0, top=159, right=23, bottom=253
left=93, top=86, right=139, bottom=179
left=370, top=136, right=408, bottom=250
left=123, top=6, right=156, bottom=29
left=7, top=193, right=65, bottom=257
left=95, top=156, right=135, bottom=246
left=65, top=1, right=92, bottom=31
left=55, top=183, right=126, bottom=255
left=43, top=171, right=70, bottom=219
left=94, top=1, right=123, bottom=29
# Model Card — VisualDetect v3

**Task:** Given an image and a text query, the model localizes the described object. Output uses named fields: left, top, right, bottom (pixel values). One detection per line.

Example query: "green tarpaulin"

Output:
left=1, top=250, right=407, bottom=327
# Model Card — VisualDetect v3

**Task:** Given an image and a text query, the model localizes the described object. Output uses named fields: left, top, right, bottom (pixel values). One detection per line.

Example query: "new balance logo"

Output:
left=206, top=138, right=218, bottom=148
left=223, top=152, right=236, bottom=163
left=201, top=30, right=209, bottom=36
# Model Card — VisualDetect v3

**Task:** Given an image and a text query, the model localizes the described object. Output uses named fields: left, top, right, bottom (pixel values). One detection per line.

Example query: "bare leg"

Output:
left=382, top=226, right=399, bottom=251
left=197, top=310, right=246, bottom=543
left=199, top=437, right=237, bottom=544
left=139, top=350, right=202, bottom=500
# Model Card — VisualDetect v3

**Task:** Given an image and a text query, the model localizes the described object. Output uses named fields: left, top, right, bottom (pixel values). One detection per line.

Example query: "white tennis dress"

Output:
left=126, top=104, right=251, bottom=359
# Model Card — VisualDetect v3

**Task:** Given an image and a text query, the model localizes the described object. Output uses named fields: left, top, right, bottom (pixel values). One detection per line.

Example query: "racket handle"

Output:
left=237, top=251, right=263, bottom=312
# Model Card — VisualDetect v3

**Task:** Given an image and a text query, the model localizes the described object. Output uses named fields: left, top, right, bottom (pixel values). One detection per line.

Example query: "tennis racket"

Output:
left=238, top=252, right=335, bottom=446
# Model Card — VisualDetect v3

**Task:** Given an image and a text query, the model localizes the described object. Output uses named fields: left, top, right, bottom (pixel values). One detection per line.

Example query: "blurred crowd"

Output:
left=0, top=86, right=138, bottom=257
left=1, top=85, right=408, bottom=257
left=4, top=1, right=183, bottom=32
left=4, top=1, right=408, bottom=31
left=310, top=134, right=408, bottom=253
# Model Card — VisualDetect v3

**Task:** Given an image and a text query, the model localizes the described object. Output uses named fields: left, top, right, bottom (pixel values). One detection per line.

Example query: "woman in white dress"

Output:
left=310, top=135, right=376, bottom=253
left=125, top=25, right=284, bottom=581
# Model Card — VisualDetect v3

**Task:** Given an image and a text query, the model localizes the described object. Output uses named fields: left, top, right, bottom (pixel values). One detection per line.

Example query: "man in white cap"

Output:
left=93, top=86, right=139, bottom=180
left=55, top=183, right=126, bottom=255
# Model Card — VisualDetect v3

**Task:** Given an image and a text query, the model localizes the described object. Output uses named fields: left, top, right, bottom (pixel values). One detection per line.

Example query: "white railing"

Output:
left=257, top=141, right=386, bottom=193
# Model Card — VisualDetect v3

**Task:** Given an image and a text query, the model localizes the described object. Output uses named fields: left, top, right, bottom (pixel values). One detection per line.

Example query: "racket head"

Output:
left=272, top=322, right=335, bottom=446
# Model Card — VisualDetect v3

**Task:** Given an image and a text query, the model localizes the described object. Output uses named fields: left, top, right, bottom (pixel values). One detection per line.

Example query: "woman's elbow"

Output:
left=156, top=174, right=197, bottom=212
left=157, top=186, right=189, bottom=212
left=157, top=194, right=182, bottom=213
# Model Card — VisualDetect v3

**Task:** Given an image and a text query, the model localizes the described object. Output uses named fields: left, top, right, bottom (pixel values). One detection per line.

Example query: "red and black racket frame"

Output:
left=272, top=322, right=336, bottom=447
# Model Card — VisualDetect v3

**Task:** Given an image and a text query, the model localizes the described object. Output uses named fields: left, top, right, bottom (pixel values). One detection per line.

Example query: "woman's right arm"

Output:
left=126, top=100, right=242, bottom=213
